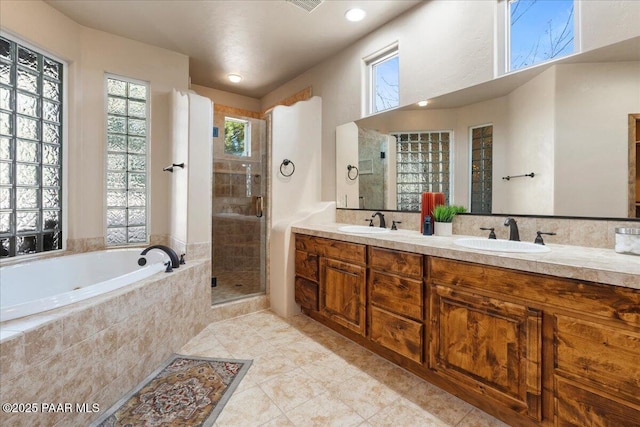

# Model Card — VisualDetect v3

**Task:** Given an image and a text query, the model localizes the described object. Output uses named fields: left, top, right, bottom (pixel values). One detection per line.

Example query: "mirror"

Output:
left=336, top=37, right=640, bottom=218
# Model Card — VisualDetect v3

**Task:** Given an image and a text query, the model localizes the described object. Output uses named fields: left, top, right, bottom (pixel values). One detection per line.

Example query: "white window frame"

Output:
left=0, top=31, right=68, bottom=259
left=496, top=0, right=581, bottom=76
left=104, top=73, right=150, bottom=246
left=363, top=42, right=399, bottom=116
left=224, top=116, right=251, bottom=157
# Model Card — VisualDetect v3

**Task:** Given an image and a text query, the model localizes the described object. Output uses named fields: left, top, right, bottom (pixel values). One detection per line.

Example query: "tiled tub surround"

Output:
left=336, top=209, right=640, bottom=250
left=292, top=223, right=640, bottom=289
left=0, top=260, right=211, bottom=427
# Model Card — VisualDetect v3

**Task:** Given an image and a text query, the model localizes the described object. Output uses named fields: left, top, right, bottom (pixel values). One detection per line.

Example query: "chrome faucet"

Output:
left=139, top=245, right=180, bottom=269
left=504, top=218, right=520, bottom=241
left=371, top=212, right=386, bottom=228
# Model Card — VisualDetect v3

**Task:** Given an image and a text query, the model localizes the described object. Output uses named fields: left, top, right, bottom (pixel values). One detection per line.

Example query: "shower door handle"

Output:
left=256, top=196, right=264, bottom=218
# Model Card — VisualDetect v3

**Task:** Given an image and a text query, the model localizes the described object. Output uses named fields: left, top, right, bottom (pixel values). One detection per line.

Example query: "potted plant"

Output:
left=432, top=205, right=466, bottom=236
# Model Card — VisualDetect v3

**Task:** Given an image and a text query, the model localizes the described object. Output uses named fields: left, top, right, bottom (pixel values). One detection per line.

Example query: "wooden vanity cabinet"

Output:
left=294, top=249, right=319, bottom=311
left=294, top=234, right=640, bottom=426
left=295, top=235, right=367, bottom=335
left=553, top=311, right=640, bottom=426
left=430, top=260, right=543, bottom=422
left=368, top=247, right=424, bottom=363
left=554, top=317, right=640, bottom=427
left=320, top=257, right=366, bottom=335
left=430, top=256, right=640, bottom=426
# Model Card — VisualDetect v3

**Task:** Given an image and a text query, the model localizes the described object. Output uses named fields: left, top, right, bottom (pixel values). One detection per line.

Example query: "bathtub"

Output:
left=0, top=248, right=169, bottom=322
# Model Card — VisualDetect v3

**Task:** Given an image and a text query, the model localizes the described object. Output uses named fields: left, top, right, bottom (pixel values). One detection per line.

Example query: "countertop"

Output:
left=292, top=223, right=640, bottom=290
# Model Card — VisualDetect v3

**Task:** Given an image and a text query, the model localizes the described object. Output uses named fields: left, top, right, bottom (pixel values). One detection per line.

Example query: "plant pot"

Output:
left=434, top=222, right=453, bottom=236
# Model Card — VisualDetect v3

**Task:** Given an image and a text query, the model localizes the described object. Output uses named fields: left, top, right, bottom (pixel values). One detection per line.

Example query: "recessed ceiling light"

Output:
left=228, top=74, right=242, bottom=83
left=345, top=8, right=366, bottom=22
left=417, top=100, right=428, bottom=107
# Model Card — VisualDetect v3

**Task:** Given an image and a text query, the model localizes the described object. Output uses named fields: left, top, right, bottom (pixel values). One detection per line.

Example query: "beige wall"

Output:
left=1, top=0, right=190, bottom=245
left=335, top=122, right=359, bottom=208
left=504, top=68, right=556, bottom=215
left=191, top=84, right=261, bottom=113
left=554, top=61, right=640, bottom=217
left=261, top=0, right=640, bottom=204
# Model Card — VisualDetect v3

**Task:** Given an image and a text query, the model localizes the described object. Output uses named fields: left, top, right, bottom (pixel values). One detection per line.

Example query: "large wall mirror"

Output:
left=336, top=37, right=640, bottom=219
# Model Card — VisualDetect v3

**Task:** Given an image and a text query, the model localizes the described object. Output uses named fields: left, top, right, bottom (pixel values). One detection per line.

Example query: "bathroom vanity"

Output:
left=292, top=225, right=640, bottom=427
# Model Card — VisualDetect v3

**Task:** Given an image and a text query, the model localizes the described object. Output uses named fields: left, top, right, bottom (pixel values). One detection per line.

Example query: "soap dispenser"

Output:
left=423, top=216, right=433, bottom=236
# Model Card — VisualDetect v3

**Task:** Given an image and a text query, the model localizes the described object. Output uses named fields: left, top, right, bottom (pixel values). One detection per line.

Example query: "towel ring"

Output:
left=280, top=159, right=295, bottom=177
left=347, top=164, right=359, bottom=180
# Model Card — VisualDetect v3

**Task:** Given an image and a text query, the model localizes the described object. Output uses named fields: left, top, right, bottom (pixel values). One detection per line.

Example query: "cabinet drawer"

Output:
left=370, top=306, right=423, bottom=363
left=370, top=271, right=423, bottom=320
left=431, top=257, right=640, bottom=329
left=295, top=250, right=318, bottom=281
left=295, top=277, right=319, bottom=311
left=555, top=315, right=640, bottom=404
left=555, top=376, right=640, bottom=427
left=296, top=234, right=366, bottom=265
left=370, top=247, right=422, bottom=279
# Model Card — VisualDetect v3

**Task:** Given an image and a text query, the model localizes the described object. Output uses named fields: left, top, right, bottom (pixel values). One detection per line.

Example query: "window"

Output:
left=393, top=131, right=451, bottom=211
left=0, top=36, right=64, bottom=258
left=366, top=45, right=399, bottom=114
left=224, top=117, right=250, bottom=157
left=470, top=125, right=493, bottom=214
left=507, top=0, right=576, bottom=72
left=105, top=76, right=149, bottom=246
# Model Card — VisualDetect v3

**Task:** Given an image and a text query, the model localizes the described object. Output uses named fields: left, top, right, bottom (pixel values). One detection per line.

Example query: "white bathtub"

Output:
left=0, top=248, right=169, bottom=322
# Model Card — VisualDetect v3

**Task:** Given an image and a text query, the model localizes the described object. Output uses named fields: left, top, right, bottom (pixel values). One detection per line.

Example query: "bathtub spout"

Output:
left=140, top=245, right=180, bottom=269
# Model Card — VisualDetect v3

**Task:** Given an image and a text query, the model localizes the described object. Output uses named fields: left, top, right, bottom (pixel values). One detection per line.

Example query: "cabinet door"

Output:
left=430, top=285, right=542, bottom=421
left=320, top=257, right=366, bottom=335
left=554, top=315, right=640, bottom=425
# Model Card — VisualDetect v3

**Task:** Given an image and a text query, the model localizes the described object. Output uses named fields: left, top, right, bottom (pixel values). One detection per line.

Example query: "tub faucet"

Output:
left=504, top=218, right=520, bottom=241
left=140, top=245, right=180, bottom=268
left=371, top=212, right=386, bottom=228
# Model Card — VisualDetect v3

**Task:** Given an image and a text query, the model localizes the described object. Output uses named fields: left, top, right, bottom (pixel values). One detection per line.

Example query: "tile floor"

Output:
left=179, top=310, right=510, bottom=427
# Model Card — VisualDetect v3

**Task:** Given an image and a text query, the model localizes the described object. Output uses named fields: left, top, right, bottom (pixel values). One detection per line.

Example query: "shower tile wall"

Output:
left=211, top=210, right=261, bottom=272
left=358, top=127, right=388, bottom=210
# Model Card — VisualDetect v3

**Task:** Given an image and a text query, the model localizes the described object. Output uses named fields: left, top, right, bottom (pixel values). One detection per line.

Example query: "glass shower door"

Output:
left=211, top=115, right=266, bottom=304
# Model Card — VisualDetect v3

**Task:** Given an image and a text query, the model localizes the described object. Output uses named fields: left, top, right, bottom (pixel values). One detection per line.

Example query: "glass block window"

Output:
left=393, top=131, right=451, bottom=211
left=224, top=117, right=250, bottom=157
left=508, top=0, right=575, bottom=72
left=470, top=125, right=493, bottom=214
left=366, top=46, right=399, bottom=114
left=105, top=76, right=148, bottom=246
left=0, top=36, right=63, bottom=258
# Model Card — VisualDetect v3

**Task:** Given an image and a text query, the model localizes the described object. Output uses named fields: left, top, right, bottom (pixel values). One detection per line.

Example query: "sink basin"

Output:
left=454, top=238, right=550, bottom=253
left=337, top=225, right=390, bottom=234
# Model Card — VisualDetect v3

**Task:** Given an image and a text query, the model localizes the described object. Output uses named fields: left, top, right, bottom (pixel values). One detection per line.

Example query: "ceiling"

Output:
left=46, top=0, right=422, bottom=98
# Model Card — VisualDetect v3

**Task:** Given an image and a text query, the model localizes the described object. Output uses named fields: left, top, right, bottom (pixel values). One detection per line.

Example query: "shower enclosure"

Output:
left=211, top=113, right=267, bottom=303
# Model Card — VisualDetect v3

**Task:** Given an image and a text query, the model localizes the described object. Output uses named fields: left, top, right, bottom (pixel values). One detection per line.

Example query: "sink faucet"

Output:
left=504, top=218, right=520, bottom=241
left=140, top=245, right=180, bottom=268
left=371, top=212, right=386, bottom=228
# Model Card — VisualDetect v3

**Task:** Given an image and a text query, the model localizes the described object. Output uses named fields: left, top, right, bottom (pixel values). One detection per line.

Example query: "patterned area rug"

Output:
left=90, top=354, right=252, bottom=427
